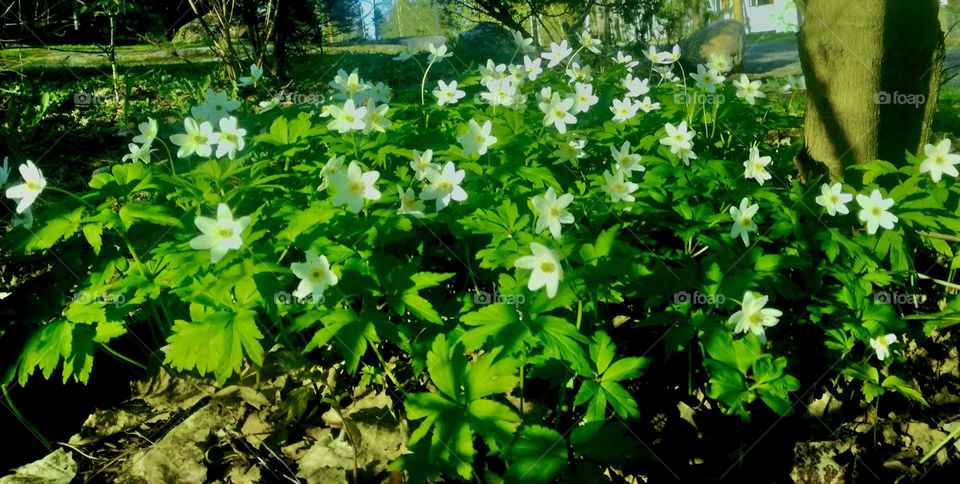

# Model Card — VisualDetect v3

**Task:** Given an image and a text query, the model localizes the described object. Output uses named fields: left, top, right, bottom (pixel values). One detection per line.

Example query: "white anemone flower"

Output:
left=216, top=116, right=247, bottom=159
left=291, top=250, right=339, bottom=301
left=611, top=141, right=645, bottom=176
left=742, top=145, right=772, bottom=185
left=457, top=120, right=497, bottom=156
left=610, top=97, right=640, bottom=123
left=433, top=80, right=466, bottom=106
left=398, top=185, right=425, bottom=217
left=5, top=160, right=46, bottom=213
left=540, top=93, right=577, bottom=134
left=410, top=149, right=438, bottom=181
left=602, top=169, right=639, bottom=203
left=728, top=291, right=782, bottom=343
left=856, top=189, right=898, bottom=235
left=170, top=117, right=219, bottom=158
left=421, top=161, right=467, bottom=211
left=326, top=99, right=368, bottom=133
left=733, top=74, right=765, bottom=105
left=514, top=242, right=564, bottom=298
left=132, top=118, right=158, bottom=145
left=729, top=197, right=759, bottom=246
left=542, top=40, right=572, bottom=68
left=329, top=161, right=381, bottom=213
left=870, top=334, right=897, bottom=361
left=523, top=55, right=543, bottom=81
left=553, top=139, right=587, bottom=167
left=189, top=203, right=251, bottom=263
left=238, top=64, right=264, bottom=87
left=362, top=102, right=392, bottom=134
left=919, top=139, right=960, bottom=182
left=427, top=43, right=452, bottom=63
left=122, top=142, right=156, bottom=164
left=532, top=187, right=575, bottom=239
left=815, top=182, right=853, bottom=216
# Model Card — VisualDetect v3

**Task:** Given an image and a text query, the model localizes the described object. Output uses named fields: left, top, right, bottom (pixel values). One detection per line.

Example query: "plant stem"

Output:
left=420, top=60, right=435, bottom=105
left=2, top=385, right=52, bottom=451
left=370, top=342, right=401, bottom=388
left=158, top=140, right=177, bottom=176
left=102, top=344, right=148, bottom=370
left=576, top=300, right=583, bottom=330
left=47, top=186, right=94, bottom=209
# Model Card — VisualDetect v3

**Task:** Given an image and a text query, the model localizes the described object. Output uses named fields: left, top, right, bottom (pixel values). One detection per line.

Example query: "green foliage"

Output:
left=2, top=34, right=957, bottom=482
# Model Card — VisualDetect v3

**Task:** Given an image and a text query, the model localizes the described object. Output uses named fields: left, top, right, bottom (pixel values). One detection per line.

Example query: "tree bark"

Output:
left=798, top=0, right=944, bottom=181
left=732, top=0, right=744, bottom=23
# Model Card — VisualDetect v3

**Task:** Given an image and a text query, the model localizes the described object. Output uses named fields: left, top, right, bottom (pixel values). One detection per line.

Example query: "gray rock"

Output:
left=173, top=14, right=247, bottom=44
left=457, top=22, right=516, bottom=57
left=397, top=35, right=448, bottom=53
left=682, top=20, right=745, bottom=71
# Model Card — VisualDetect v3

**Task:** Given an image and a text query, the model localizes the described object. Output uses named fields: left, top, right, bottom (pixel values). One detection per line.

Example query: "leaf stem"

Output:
left=370, top=342, right=401, bottom=388
left=1, top=384, right=52, bottom=451
left=102, top=344, right=147, bottom=370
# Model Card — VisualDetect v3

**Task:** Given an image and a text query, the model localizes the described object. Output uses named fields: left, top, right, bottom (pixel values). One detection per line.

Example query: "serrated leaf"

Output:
left=401, top=293, right=442, bottom=324
left=118, top=204, right=182, bottom=229
left=82, top=224, right=103, bottom=254
left=505, top=425, right=568, bottom=483
left=164, top=309, right=264, bottom=384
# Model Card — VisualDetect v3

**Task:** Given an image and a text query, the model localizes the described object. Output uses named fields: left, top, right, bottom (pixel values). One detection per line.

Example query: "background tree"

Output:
left=798, top=0, right=945, bottom=180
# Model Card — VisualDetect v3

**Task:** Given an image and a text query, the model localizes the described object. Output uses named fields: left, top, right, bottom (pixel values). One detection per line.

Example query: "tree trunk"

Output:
left=798, top=0, right=944, bottom=181
left=732, top=0, right=744, bottom=23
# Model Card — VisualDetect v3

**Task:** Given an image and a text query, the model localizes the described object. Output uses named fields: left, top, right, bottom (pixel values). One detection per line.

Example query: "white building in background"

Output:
left=710, top=0, right=801, bottom=33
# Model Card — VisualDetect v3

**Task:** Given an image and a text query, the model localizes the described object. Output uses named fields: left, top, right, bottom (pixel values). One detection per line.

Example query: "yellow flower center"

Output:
left=217, top=226, right=234, bottom=239
left=309, top=268, right=325, bottom=282
left=438, top=179, right=453, bottom=192
left=749, top=312, right=764, bottom=324
left=871, top=207, right=883, bottom=217
left=540, top=261, right=556, bottom=273
left=26, top=180, right=41, bottom=191
left=549, top=206, right=562, bottom=217
left=740, top=215, right=753, bottom=226
left=349, top=180, right=365, bottom=195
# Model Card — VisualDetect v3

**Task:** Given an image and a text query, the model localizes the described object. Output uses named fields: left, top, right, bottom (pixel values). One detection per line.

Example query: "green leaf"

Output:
left=505, top=426, right=568, bottom=483
left=426, top=334, right=459, bottom=400
left=164, top=309, right=264, bottom=384
left=703, top=330, right=761, bottom=374
left=16, top=321, right=73, bottom=386
left=93, top=321, right=126, bottom=343
left=25, top=206, right=84, bottom=251
left=401, top=293, right=442, bottom=324
left=467, top=399, right=521, bottom=450
left=863, top=381, right=885, bottom=402
left=81, top=224, right=103, bottom=254
left=305, top=309, right=376, bottom=374
left=466, top=349, right=519, bottom=400
left=589, top=331, right=617, bottom=375
left=118, top=203, right=182, bottom=229
left=410, top=272, right=455, bottom=290
left=536, top=316, right=591, bottom=375
left=600, top=380, right=639, bottom=419
left=881, top=375, right=928, bottom=405
left=459, top=303, right=527, bottom=354
left=602, top=357, right=651, bottom=382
